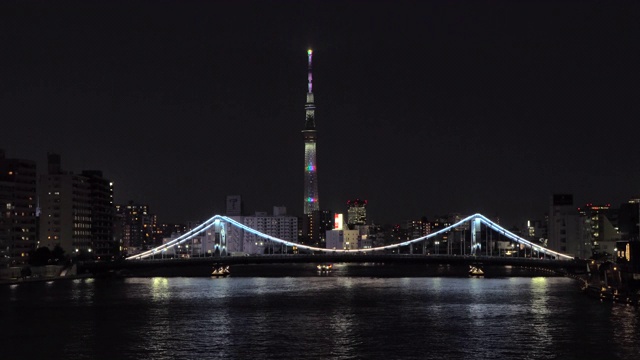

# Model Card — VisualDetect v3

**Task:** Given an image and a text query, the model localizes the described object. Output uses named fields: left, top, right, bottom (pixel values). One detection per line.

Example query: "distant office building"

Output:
left=201, top=221, right=228, bottom=256
left=525, top=219, right=548, bottom=247
left=616, top=240, right=640, bottom=276
left=154, top=222, right=187, bottom=243
left=164, top=220, right=227, bottom=257
left=618, top=198, right=640, bottom=241
left=115, top=201, right=153, bottom=255
left=326, top=229, right=360, bottom=250
left=548, top=194, right=591, bottom=258
left=401, top=219, right=425, bottom=240
left=82, top=171, right=115, bottom=259
left=302, top=209, right=333, bottom=247
left=579, top=203, right=620, bottom=256
left=273, top=206, right=287, bottom=216
left=425, top=215, right=459, bottom=253
left=326, top=213, right=368, bottom=250
left=39, top=153, right=114, bottom=257
left=347, top=199, right=367, bottom=226
left=39, top=154, right=92, bottom=254
left=326, top=215, right=359, bottom=250
left=226, top=195, right=242, bottom=216
left=0, top=149, right=37, bottom=262
left=242, top=207, right=298, bottom=254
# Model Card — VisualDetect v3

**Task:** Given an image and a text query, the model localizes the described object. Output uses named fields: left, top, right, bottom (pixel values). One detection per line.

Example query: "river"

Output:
left=1, top=264, right=639, bottom=359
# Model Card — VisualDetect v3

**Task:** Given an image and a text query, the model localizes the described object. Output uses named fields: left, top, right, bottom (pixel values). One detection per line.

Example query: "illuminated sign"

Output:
left=334, top=214, right=343, bottom=230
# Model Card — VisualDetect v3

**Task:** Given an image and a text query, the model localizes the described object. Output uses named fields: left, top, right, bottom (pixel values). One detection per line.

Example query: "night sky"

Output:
left=2, top=0, right=639, bottom=227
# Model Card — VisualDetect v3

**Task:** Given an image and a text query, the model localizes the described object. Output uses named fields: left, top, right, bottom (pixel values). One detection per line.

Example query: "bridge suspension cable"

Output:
left=126, top=213, right=573, bottom=261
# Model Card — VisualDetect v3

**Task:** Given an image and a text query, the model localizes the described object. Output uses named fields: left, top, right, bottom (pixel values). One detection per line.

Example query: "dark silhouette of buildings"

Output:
left=39, top=153, right=115, bottom=259
left=0, top=149, right=37, bottom=263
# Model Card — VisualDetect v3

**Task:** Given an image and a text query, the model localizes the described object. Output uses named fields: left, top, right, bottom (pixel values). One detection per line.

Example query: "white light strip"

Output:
left=126, top=213, right=574, bottom=261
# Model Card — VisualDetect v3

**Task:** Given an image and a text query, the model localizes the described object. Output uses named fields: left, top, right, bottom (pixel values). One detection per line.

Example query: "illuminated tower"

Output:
left=303, top=49, right=319, bottom=215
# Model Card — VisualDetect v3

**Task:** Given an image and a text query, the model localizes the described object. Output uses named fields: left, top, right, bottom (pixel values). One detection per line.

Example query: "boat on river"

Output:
left=211, top=266, right=230, bottom=277
left=469, top=265, right=484, bottom=276
left=317, top=264, right=333, bottom=272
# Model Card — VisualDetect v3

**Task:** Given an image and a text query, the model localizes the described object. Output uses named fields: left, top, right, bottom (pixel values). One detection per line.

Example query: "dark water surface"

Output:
left=2, top=264, right=639, bottom=360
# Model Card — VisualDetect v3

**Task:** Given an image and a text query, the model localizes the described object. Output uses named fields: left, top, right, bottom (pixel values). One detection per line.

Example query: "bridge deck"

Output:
left=80, top=254, right=588, bottom=274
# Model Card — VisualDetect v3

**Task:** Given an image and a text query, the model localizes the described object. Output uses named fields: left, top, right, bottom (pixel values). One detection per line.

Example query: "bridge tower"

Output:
left=211, top=220, right=228, bottom=256
left=302, top=49, right=319, bottom=215
left=471, top=217, right=481, bottom=255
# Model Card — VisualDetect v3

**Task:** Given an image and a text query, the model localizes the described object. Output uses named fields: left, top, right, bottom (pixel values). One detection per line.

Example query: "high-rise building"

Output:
left=302, top=49, right=319, bottom=215
left=618, top=197, right=640, bottom=241
left=39, top=154, right=91, bottom=254
left=82, top=170, right=115, bottom=259
left=578, top=203, right=620, bottom=256
left=525, top=219, right=548, bottom=247
left=0, top=149, right=37, bottom=263
left=302, top=209, right=333, bottom=246
left=39, top=154, right=114, bottom=257
left=226, top=195, right=242, bottom=216
left=347, top=199, right=367, bottom=226
left=548, top=194, right=591, bottom=258
left=114, top=201, right=153, bottom=255
left=242, top=207, right=298, bottom=254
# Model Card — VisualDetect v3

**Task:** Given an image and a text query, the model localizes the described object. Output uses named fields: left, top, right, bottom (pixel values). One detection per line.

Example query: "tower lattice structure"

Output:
left=302, top=49, right=319, bottom=215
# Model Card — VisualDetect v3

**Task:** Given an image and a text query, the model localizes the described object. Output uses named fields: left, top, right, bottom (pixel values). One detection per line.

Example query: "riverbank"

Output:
left=0, top=273, right=93, bottom=286
left=0, top=263, right=90, bottom=286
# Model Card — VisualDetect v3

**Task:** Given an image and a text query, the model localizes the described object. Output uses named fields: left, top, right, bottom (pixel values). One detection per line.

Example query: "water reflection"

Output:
left=528, top=277, right=553, bottom=354
left=69, top=277, right=95, bottom=306
left=4, top=275, right=640, bottom=360
left=151, top=277, right=169, bottom=301
left=328, top=278, right=357, bottom=358
left=610, top=304, right=640, bottom=359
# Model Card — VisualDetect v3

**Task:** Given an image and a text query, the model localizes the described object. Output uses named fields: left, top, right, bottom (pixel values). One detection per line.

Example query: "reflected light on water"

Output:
left=151, top=277, right=169, bottom=301
left=611, top=304, right=640, bottom=359
left=529, top=277, right=552, bottom=349
left=3, top=276, right=639, bottom=359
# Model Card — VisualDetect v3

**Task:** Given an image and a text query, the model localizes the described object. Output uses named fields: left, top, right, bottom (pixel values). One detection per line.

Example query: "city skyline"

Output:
left=1, top=1, right=639, bottom=227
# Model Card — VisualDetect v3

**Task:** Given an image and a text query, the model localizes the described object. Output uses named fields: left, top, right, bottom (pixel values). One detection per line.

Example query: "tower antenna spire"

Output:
left=307, top=49, right=313, bottom=94
left=304, top=49, right=315, bottom=130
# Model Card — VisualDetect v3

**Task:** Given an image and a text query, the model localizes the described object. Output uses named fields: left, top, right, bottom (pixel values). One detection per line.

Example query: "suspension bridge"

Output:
left=127, top=213, right=573, bottom=260
left=79, top=213, right=587, bottom=276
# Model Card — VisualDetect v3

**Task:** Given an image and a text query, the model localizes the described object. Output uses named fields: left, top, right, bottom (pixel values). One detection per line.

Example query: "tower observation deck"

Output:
left=302, top=49, right=319, bottom=215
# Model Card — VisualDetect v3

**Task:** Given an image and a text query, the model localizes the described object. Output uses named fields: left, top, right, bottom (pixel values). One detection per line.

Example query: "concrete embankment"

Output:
left=0, top=264, right=91, bottom=285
